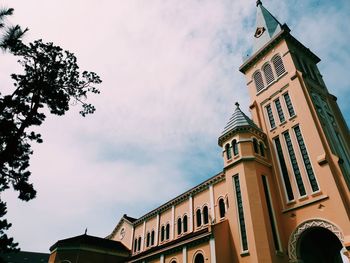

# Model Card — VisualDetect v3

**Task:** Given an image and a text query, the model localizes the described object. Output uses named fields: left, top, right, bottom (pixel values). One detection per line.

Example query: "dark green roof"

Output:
left=0, top=251, right=49, bottom=263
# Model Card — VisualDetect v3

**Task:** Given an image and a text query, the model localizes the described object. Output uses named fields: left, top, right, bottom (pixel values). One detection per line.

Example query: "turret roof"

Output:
left=218, top=102, right=261, bottom=146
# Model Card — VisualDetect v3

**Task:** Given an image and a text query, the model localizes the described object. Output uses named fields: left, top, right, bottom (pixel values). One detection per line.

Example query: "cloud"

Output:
left=1, top=0, right=349, bottom=252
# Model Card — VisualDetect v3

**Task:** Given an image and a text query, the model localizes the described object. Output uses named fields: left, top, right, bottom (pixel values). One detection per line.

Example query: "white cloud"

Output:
left=1, top=0, right=349, bottom=252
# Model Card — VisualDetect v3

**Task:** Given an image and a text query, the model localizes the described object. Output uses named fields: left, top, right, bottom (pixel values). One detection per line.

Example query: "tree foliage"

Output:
left=0, top=7, right=101, bottom=256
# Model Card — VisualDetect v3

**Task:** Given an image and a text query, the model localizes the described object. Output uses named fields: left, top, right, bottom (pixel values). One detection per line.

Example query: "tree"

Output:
left=0, top=8, right=102, bottom=257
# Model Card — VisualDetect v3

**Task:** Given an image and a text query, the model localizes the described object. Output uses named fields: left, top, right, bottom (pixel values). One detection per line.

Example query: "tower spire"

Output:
left=253, top=1, right=283, bottom=52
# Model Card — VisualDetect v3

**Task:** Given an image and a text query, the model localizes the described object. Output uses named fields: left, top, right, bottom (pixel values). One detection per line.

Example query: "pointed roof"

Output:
left=218, top=102, right=262, bottom=146
left=253, top=0, right=282, bottom=52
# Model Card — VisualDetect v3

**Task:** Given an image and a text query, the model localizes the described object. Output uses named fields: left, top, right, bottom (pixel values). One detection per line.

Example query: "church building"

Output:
left=48, top=1, right=350, bottom=262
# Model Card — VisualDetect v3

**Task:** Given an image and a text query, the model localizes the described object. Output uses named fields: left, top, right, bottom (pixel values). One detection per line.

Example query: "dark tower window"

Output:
left=294, top=126, right=319, bottom=192
left=284, top=131, right=306, bottom=197
left=259, top=142, right=265, bottom=157
left=261, top=175, right=281, bottom=251
left=161, top=225, right=165, bottom=242
left=263, top=63, right=275, bottom=85
left=232, top=139, right=239, bottom=156
left=225, top=143, right=232, bottom=160
left=146, top=232, right=150, bottom=247
left=183, top=215, right=188, bottom=232
left=151, top=230, right=155, bottom=246
left=196, top=209, right=202, bottom=227
left=137, top=237, right=141, bottom=251
left=266, top=104, right=276, bottom=129
left=177, top=217, right=182, bottom=235
left=274, top=137, right=294, bottom=201
left=272, top=55, right=286, bottom=77
left=253, top=138, right=259, bottom=154
left=253, top=70, right=265, bottom=92
left=203, top=206, right=209, bottom=224
left=134, top=239, right=137, bottom=252
left=165, top=223, right=170, bottom=240
left=219, top=198, right=226, bottom=218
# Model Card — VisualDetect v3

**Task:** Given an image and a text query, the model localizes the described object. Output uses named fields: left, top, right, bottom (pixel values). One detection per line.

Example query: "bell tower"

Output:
left=236, top=1, right=350, bottom=261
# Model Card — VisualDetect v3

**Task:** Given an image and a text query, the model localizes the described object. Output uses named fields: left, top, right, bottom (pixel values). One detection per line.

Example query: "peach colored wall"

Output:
left=111, top=220, right=133, bottom=250
left=213, top=180, right=227, bottom=222
left=174, top=199, right=189, bottom=238
left=187, top=242, right=210, bottom=263
left=165, top=250, right=182, bottom=263
left=193, top=189, right=211, bottom=230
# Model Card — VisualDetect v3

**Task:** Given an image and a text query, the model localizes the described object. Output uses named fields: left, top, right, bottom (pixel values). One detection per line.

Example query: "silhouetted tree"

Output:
left=0, top=7, right=102, bottom=258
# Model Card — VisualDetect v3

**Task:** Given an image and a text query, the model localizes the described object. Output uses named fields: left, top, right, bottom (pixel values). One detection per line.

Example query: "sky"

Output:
left=1, top=0, right=349, bottom=253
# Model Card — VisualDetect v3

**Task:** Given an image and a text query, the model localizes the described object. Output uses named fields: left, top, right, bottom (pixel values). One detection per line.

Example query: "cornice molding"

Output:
left=133, top=173, right=225, bottom=226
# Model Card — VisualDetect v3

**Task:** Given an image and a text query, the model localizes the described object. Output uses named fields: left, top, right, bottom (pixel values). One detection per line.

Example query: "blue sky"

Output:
left=1, top=0, right=349, bottom=253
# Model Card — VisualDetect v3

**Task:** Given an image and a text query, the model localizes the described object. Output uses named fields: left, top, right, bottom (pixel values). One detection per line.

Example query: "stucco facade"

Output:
left=49, top=1, right=350, bottom=263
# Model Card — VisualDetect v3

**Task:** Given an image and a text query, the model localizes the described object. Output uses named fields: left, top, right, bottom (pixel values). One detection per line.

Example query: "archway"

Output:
left=288, top=219, right=347, bottom=262
left=298, top=227, right=343, bottom=263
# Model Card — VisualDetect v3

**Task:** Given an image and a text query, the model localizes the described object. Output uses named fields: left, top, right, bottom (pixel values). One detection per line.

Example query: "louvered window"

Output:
left=274, top=137, right=294, bottom=201
left=274, top=98, right=286, bottom=123
left=266, top=104, right=276, bottom=129
left=273, top=55, right=286, bottom=77
left=263, top=63, right=275, bottom=85
left=283, top=131, right=306, bottom=196
left=294, top=126, right=319, bottom=192
left=283, top=93, right=295, bottom=117
left=253, top=71, right=265, bottom=92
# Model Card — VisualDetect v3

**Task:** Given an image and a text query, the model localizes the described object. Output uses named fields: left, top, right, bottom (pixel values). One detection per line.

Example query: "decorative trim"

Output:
left=288, top=218, right=344, bottom=261
left=133, top=173, right=225, bottom=225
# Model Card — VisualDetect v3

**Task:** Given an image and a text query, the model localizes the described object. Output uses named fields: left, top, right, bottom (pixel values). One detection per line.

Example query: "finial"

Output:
left=256, top=0, right=262, bottom=7
left=235, top=102, right=240, bottom=108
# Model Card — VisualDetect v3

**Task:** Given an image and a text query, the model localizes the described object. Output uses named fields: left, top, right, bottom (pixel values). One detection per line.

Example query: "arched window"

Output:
left=219, top=198, right=226, bottom=218
left=165, top=223, right=170, bottom=240
left=253, top=138, right=259, bottom=154
left=183, top=215, right=188, bottom=233
left=225, top=143, right=232, bottom=160
left=151, top=230, right=155, bottom=246
left=161, top=225, right=165, bottom=242
left=253, top=71, right=265, bottom=92
left=272, top=55, right=286, bottom=77
left=146, top=232, right=150, bottom=247
left=259, top=142, right=265, bottom=157
left=263, top=63, right=275, bottom=85
left=203, top=206, right=209, bottom=225
left=196, top=209, right=202, bottom=227
left=134, top=238, right=137, bottom=252
left=194, top=253, right=205, bottom=263
left=177, top=217, right=182, bottom=235
left=232, top=139, right=238, bottom=156
left=137, top=237, right=141, bottom=251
